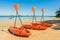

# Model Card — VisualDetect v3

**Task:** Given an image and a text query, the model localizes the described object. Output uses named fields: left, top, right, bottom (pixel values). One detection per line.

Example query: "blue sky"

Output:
left=0, top=0, right=60, bottom=16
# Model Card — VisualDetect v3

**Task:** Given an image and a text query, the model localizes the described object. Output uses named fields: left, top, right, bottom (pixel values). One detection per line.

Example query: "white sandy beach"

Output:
left=0, top=18, right=60, bottom=40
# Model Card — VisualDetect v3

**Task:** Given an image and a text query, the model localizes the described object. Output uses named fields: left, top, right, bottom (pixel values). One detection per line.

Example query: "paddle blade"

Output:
left=42, top=8, right=45, bottom=13
left=14, top=4, right=20, bottom=11
left=32, top=7, right=36, bottom=12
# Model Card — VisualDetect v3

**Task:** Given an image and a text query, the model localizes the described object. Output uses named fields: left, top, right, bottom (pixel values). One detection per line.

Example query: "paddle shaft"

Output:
left=32, top=12, right=37, bottom=23
left=17, top=12, right=23, bottom=27
left=41, top=13, right=44, bottom=23
left=14, top=11, right=18, bottom=27
left=14, top=11, right=23, bottom=27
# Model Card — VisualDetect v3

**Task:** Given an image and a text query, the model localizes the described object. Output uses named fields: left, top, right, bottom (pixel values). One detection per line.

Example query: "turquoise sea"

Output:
left=0, top=16, right=55, bottom=22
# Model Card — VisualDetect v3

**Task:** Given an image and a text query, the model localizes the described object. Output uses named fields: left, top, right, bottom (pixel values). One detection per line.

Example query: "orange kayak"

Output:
left=23, top=24, right=31, bottom=29
left=23, top=23, right=47, bottom=30
left=23, top=23, right=53, bottom=30
left=23, top=23, right=38, bottom=29
left=39, top=23, right=53, bottom=27
left=8, top=26, right=31, bottom=37
left=31, top=24, right=47, bottom=30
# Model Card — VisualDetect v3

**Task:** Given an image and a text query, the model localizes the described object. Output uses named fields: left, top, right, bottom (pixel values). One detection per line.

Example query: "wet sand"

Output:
left=0, top=18, right=60, bottom=40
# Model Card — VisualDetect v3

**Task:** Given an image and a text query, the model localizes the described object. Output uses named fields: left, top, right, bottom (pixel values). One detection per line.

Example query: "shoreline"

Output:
left=0, top=17, right=58, bottom=26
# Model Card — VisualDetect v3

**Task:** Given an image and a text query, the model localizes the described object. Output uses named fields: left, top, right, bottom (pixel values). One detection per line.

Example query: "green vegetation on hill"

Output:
left=56, top=8, right=60, bottom=17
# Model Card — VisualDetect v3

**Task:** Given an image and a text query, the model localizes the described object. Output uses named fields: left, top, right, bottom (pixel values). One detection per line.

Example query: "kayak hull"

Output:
left=23, top=23, right=53, bottom=30
left=8, top=26, right=31, bottom=37
left=23, top=25, right=31, bottom=29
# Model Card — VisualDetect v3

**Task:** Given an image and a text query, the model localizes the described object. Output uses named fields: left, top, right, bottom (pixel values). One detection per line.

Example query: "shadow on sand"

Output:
left=44, top=20, right=60, bottom=30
